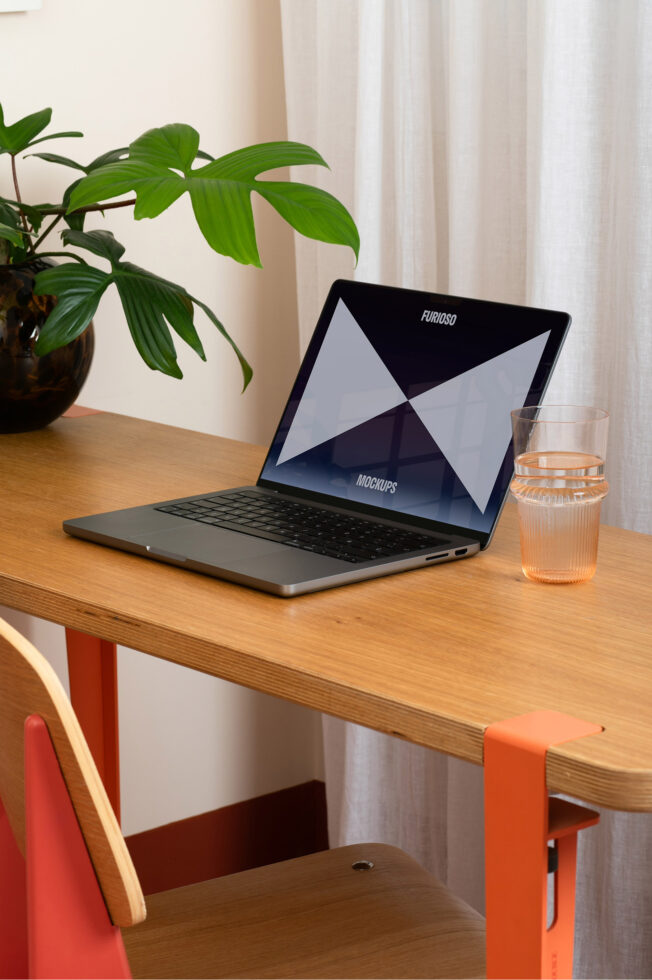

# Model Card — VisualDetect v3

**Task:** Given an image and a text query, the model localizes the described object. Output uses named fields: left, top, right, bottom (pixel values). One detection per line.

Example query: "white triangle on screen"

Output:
left=276, top=299, right=406, bottom=466
left=409, top=331, right=550, bottom=512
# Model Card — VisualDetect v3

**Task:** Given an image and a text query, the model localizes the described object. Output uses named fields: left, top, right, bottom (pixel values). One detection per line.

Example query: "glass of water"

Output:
left=510, top=406, right=609, bottom=583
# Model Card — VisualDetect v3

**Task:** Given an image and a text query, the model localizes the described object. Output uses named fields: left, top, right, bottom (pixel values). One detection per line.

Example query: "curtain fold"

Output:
left=280, top=2, right=652, bottom=975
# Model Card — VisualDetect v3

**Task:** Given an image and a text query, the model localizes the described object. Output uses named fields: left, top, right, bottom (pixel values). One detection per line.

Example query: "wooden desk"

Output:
left=2, top=411, right=652, bottom=813
left=4, top=411, right=652, bottom=977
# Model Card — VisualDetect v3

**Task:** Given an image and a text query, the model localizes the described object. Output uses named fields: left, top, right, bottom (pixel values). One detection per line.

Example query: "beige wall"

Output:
left=1, top=0, right=324, bottom=834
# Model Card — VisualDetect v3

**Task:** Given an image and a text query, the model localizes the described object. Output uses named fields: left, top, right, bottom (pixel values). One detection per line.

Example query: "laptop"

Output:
left=64, top=280, right=570, bottom=596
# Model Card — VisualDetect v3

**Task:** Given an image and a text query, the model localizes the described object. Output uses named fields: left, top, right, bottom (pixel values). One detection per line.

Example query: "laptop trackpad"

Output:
left=139, top=524, right=285, bottom=563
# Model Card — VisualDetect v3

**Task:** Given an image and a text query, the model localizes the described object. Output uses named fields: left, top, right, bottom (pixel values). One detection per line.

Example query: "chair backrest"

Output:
left=0, top=617, right=145, bottom=927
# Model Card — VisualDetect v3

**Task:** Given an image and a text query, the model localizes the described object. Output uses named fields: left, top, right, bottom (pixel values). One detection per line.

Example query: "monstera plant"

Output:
left=0, top=102, right=358, bottom=426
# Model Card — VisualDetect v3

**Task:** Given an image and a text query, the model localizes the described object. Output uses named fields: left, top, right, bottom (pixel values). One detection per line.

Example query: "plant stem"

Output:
left=30, top=213, right=62, bottom=254
left=10, top=154, right=30, bottom=233
left=38, top=198, right=137, bottom=217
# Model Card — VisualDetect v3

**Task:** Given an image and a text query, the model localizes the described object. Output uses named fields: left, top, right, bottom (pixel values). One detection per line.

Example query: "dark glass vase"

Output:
left=0, top=259, right=94, bottom=433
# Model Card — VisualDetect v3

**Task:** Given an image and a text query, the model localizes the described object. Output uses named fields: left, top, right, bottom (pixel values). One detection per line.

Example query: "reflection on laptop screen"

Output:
left=259, top=281, right=568, bottom=536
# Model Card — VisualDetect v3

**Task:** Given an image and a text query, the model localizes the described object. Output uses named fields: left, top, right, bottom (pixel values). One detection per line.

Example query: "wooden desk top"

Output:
left=2, top=413, right=652, bottom=811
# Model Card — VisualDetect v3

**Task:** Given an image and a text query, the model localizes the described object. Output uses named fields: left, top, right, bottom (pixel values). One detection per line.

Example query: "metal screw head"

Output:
left=351, top=859, right=375, bottom=871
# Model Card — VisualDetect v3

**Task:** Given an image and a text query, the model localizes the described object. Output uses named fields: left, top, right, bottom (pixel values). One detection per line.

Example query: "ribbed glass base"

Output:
left=511, top=451, right=608, bottom=584
left=513, top=493, right=607, bottom=584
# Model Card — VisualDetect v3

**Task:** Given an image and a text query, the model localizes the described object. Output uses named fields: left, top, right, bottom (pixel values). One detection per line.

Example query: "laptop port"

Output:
left=455, top=548, right=467, bottom=556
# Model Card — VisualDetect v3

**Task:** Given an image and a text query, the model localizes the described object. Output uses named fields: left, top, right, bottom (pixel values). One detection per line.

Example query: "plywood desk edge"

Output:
left=4, top=413, right=652, bottom=815
left=1, top=572, right=650, bottom=814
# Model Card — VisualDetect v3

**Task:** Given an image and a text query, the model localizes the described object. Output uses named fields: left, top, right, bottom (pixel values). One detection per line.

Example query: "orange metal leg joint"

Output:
left=484, top=710, right=602, bottom=980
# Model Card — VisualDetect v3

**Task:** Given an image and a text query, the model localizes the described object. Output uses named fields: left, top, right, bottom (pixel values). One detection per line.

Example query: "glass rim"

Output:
left=511, top=404, right=609, bottom=424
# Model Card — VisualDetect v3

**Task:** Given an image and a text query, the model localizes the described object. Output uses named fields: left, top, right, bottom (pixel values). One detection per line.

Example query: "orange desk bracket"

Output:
left=484, top=710, right=602, bottom=980
left=65, top=629, right=121, bottom=823
left=24, top=715, right=130, bottom=979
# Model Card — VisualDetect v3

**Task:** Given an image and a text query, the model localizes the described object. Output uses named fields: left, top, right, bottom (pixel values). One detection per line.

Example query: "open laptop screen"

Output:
left=259, top=280, right=570, bottom=540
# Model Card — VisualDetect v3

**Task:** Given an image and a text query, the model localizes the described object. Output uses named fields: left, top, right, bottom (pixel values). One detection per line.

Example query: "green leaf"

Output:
left=119, top=263, right=204, bottom=358
left=0, top=221, right=23, bottom=246
left=129, top=123, right=200, bottom=174
left=0, top=201, right=20, bottom=228
left=17, top=202, right=44, bottom=234
left=33, top=231, right=249, bottom=382
left=0, top=203, right=28, bottom=262
left=31, top=150, right=130, bottom=232
left=113, top=268, right=183, bottom=377
left=25, top=130, right=83, bottom=149
left=68, top=159, right=185, bottom=218
left=113, top=264, right=253, bottom=383
left=193, top=296, right=252, bottom=391
left=33, top=264, right=110, bottom=353
left=256, top=181, right=360, bottom=259
left=38, top=147, right=128, bottom=180
left=33, top=251, right=88, bottom=264
left=29, top=151, right=87, bottom=172
left=62, top=177, right=86, bottom=231
left=0, top=198, right=43, bottom=234
left=86, top=147, right=128, bottom=171
left=0, top=105, right=52, bottom=155
left=68, top=128, right=194, bottom=215
left=67, top=130, right=358, bottom=266
left=188, top=142, right=356, bottom=263
left=188, top=177, right=259, bottom=265
left=64, top=215, right=86, bottom=232
left=195, top=141, right=329, bottom=180
left=62, top=228, right=126, bottom=264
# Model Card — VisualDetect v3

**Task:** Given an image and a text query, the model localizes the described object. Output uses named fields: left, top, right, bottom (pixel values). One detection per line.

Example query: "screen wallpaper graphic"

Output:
left=260, top=289, right=562, bottom=536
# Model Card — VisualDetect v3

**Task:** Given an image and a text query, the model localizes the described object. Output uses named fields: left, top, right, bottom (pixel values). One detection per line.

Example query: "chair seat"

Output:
left=122, top=842, right=486, bottom=979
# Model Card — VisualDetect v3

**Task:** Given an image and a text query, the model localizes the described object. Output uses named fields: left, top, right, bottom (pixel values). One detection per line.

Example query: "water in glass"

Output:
left=510, top=451, right=609, bottom=583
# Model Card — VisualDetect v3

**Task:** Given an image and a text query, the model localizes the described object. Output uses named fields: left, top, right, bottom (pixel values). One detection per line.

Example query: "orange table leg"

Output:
left=65, top=629, right=120, bottom=823
left=484, top=710, right=602, bottom=979
left=24, top=715, right=130, bottom=979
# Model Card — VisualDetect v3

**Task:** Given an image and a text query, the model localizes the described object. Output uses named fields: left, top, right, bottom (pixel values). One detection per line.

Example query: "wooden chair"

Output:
left=0, top=616, right=486, bottom=979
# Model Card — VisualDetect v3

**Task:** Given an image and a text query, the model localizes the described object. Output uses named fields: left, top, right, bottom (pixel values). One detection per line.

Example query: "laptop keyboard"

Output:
left=155, top=489, right=448, bottom=564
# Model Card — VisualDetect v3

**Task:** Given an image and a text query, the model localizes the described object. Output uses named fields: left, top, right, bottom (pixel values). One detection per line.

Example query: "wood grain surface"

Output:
left=123, top=842, right=485, bottom=979
left=0, top=618, right=145, bottom=927
left=2, top=413, right=651, bottom=811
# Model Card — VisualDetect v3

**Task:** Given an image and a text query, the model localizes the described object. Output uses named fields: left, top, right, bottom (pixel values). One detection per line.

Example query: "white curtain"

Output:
left=280, top=2, right=652, bottom=976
